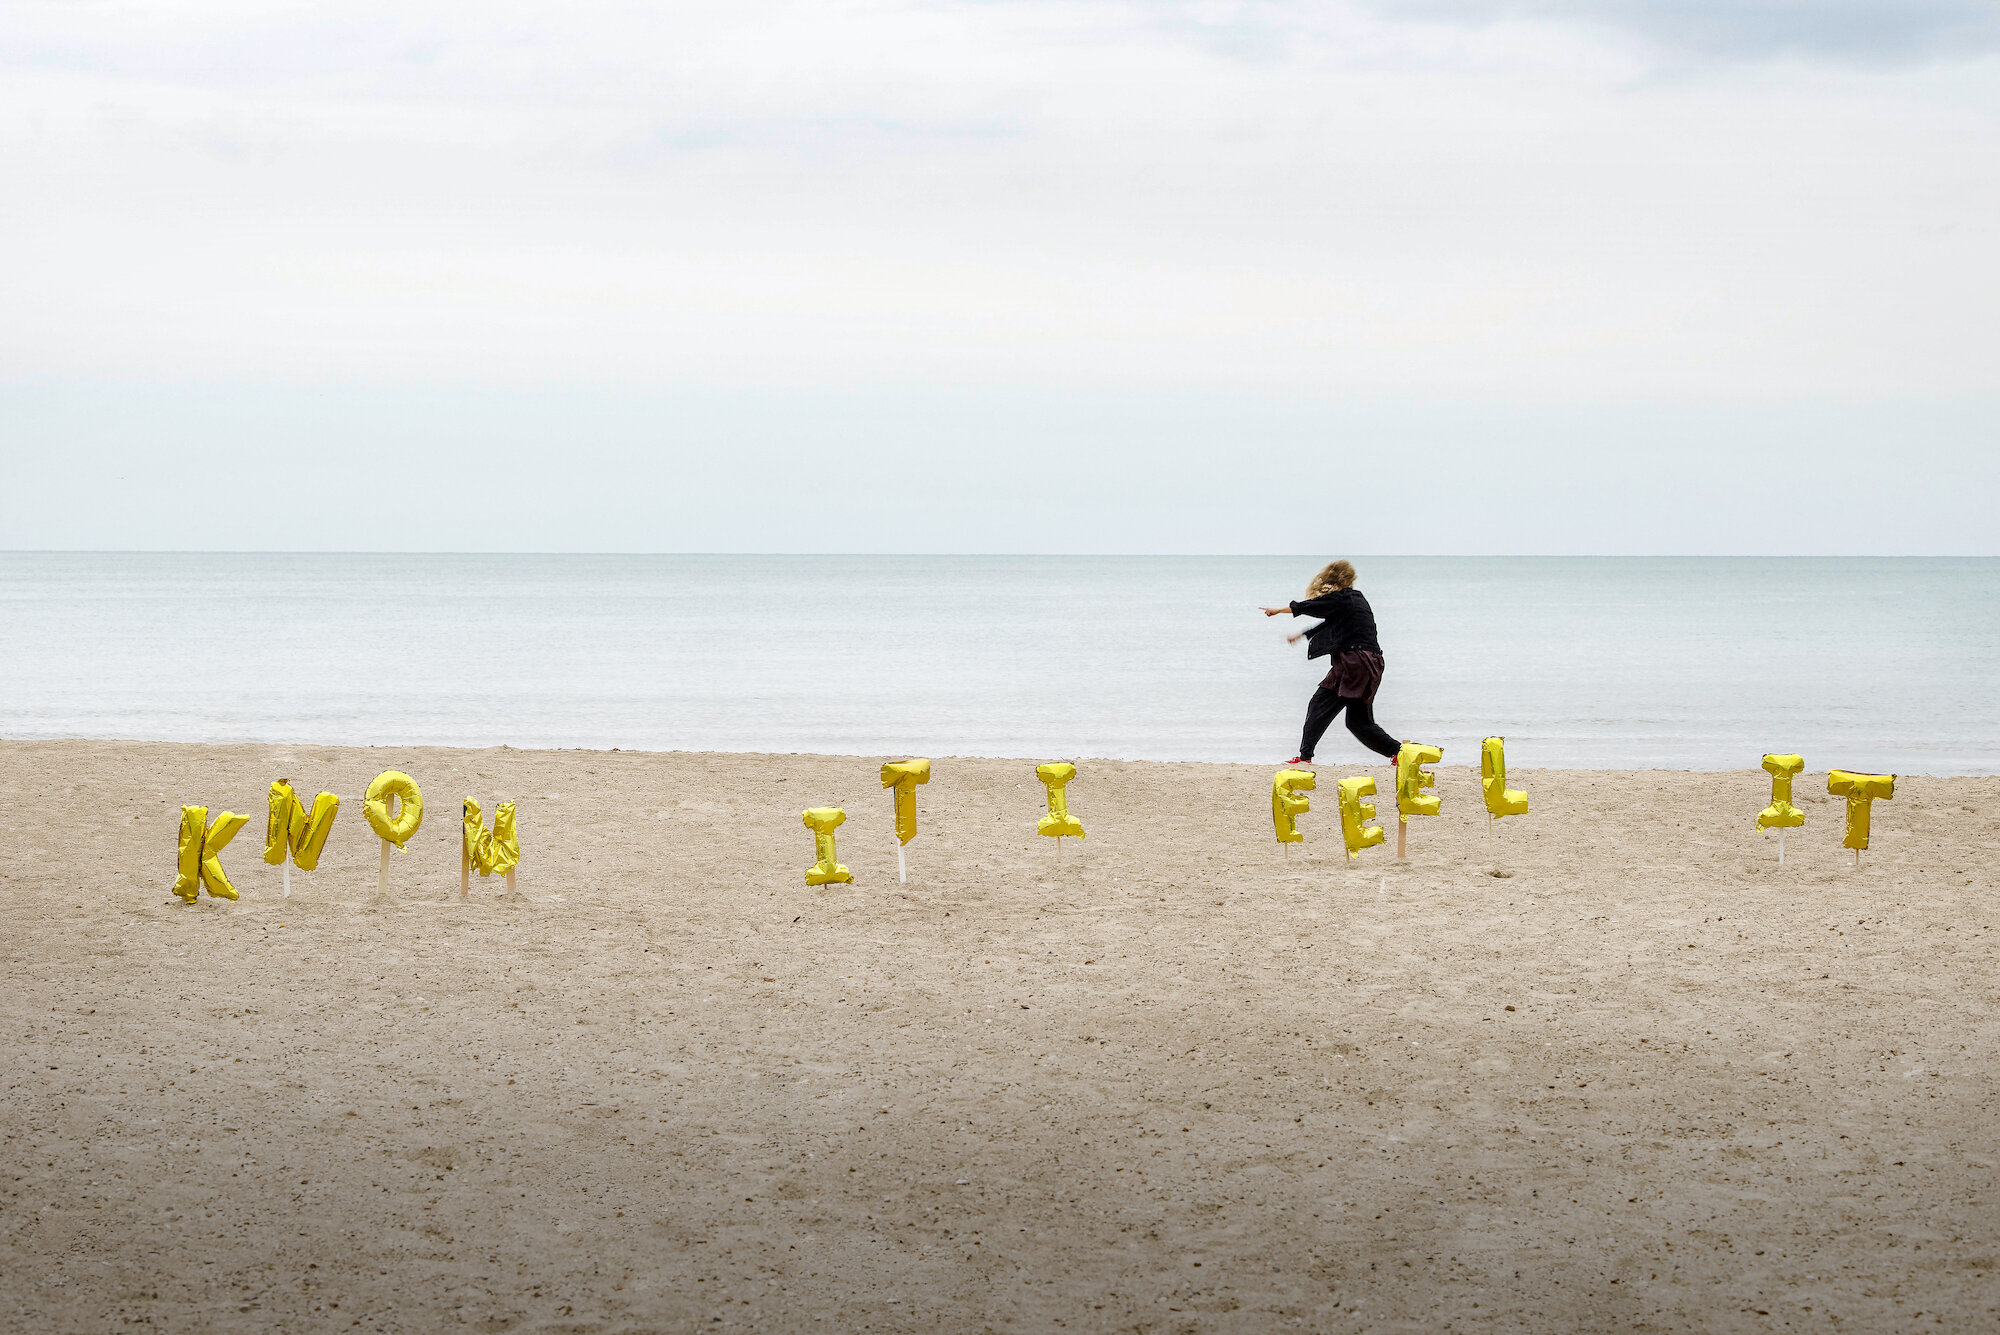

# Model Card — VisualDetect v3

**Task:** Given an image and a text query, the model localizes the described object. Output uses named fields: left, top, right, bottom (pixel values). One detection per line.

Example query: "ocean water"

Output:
left=1, top=554, right=1995, bottom=774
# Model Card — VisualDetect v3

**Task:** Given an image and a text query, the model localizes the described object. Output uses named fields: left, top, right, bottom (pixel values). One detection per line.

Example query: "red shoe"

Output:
left=1287, top=756, right=1310, bottom=766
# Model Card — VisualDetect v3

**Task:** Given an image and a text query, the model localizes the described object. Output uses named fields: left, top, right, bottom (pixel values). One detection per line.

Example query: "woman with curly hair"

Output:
left=1261, top=559, right=1401, bottom=765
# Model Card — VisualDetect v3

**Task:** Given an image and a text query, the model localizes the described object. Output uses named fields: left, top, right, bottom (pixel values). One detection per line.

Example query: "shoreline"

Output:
left=5, top=733, right=1993, bottom=779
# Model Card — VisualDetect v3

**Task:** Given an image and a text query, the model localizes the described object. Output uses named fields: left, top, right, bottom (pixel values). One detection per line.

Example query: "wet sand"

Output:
left=3, top=738, right=1997, bottom=1333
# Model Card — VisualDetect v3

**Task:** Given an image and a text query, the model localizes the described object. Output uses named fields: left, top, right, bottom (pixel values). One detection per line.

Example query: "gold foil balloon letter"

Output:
left=1481, top=737, right=1529, bottom=818
left=363, top=771, right=424, bottom=848
left=1036, top=763, right=1086, bottom=839
left=1827, top=770, right=1895, bottom=851
left=803, top=807, right=853, bottom=885
left=172, top=805, right=250, bottom=903
left=1395, top=742, right=1443, bottom=818
left=462, top=798, right=521, bottom=877
left=263, top=781, right=339, bottom=871
left=880, top=759, right=932, bottom=845
left=1336, top=777, right=1386, bottom=858
left=1272, top=768, right=1315, bottom=844
left=1756, top=754, right=1806, bottom=830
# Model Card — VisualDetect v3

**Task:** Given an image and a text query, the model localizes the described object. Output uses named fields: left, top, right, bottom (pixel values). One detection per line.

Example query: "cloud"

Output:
left=0, top=0, right=1995, bottom=402
left=1415, top=0, right=2000, bottom=62
left=1058, top=1, right=2000, bottom=69
left=1223, top=0, right=2000, bottom=65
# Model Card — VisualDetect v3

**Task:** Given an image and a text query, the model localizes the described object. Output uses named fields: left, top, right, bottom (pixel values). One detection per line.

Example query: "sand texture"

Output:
left=3, top=739, right=1998, bottom=1333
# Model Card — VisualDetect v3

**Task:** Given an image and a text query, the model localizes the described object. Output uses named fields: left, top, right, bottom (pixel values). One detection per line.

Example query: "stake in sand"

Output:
left=362, top=771, right=424, bottom=897
left=1755, top=754, right=1806, bottom=865
left=1480, top=736, right=1529, bottom=861
left=1272, top=768, right=1315, bottom=856
left=880, top=759, right=931, bottom=884
left=1035, top=762, right=1087, bottom=864
left=263, top=779, right=338, bottom=898
left=1827, top=769, right=1895, bottom=869
left=803, top=807, right=853, bottom=885
left=1393, top=742, right=1442, bottom=858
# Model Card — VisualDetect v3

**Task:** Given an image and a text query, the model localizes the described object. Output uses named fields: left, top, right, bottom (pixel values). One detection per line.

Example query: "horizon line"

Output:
left=3, top=550, right=1996, bottom=560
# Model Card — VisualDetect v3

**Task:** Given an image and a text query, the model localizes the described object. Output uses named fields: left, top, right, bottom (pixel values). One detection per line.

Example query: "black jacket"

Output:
left=1290, top=588, right=1381, bottom=660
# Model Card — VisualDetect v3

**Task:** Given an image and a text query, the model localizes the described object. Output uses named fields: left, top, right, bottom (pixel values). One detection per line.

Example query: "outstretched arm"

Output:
left=1260, top=604, right=1293, bottom=617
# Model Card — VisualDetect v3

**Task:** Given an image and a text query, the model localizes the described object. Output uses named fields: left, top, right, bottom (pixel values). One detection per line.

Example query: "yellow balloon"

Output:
left=1756, top=754, right=1805, bottom=830
left=1272, top=768, right=1315, bottom=844
left=172, top=805, right=248, bottom=903
left=1395, top=742, right=1443, bottom=818
left=1337, top=777, right=1386, bottom=857
left=264, top=781, right=339, bottom=871
left=492, top=803, right=519, bottom=873
left=463, top=798, right=521, bottom=877
left=880, top=759, right=932, bottom=846
left=363, top=771, right=424, bottom=848
left=1827, top=770, right=1895, bottom=851
left=803, top=807, right=854, bottom=884
left=1481, top=737, right=1528, bottom=818
left=1035, top=762, right=1086, bottom=839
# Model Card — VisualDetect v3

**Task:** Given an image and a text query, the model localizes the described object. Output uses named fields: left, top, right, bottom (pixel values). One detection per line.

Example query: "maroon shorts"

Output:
left=1319, top=650, right=1384, bottom=702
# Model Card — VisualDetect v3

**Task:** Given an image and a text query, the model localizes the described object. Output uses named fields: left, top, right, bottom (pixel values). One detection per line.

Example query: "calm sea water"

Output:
left=1, top=554, right=1994, bottom=774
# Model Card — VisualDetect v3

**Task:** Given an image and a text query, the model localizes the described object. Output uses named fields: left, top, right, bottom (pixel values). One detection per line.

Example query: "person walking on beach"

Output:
left=1262, top=560, right=1401, bottom=765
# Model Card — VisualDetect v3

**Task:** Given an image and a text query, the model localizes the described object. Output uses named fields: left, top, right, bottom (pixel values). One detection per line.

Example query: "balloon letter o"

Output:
left=364, top=771, right=425, bottom=847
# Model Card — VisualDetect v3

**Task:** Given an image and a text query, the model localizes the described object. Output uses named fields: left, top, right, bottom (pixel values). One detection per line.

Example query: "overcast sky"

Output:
left=4, top=1, right=1996, bottom=552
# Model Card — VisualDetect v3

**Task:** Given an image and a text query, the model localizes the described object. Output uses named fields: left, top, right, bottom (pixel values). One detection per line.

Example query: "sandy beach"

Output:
left=3, top=738, right=1997, bottom=1333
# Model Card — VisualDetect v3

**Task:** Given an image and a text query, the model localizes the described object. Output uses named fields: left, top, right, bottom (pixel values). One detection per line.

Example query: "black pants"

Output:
left=1299, top=688, right=1399, bottom=762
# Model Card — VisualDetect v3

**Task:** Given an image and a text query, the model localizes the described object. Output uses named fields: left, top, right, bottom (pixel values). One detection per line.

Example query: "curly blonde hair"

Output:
left=1305, top=560, right=1356, bottom=598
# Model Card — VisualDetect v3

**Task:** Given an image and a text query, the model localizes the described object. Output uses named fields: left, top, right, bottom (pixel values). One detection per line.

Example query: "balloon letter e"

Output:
left=1336, top=777, right=1386, bottom=860
left=1396, top=742, right=1443, bottom=818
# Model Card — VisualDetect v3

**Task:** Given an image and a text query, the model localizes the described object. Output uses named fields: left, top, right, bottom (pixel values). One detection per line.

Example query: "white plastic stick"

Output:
left=505, top=867, right=516, bottom=895
left=1778, top=829, right=1785, bottom=867
left=897, top=844, right=907, bottom=884
left=377, top=792, right=398, bottom=899
left=282, top=862, right=290, bottom=898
